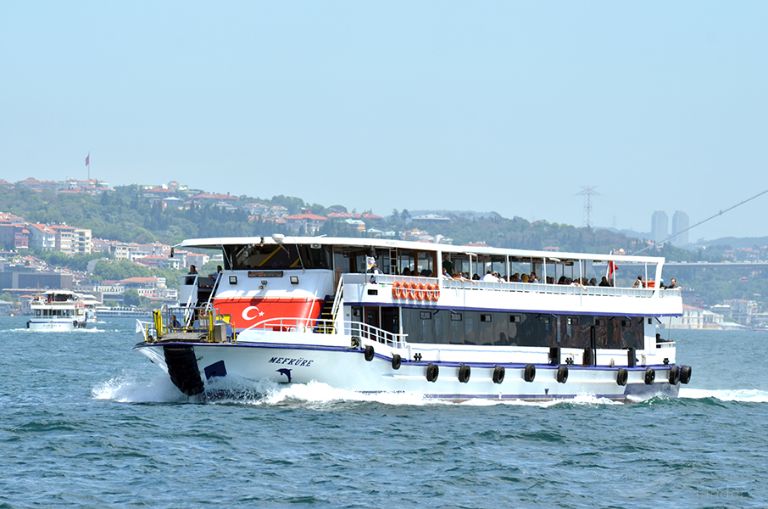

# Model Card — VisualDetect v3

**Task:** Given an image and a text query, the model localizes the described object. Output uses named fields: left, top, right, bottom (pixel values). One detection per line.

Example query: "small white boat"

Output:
left=135, top=235, right=692, bottom=401
left=28, top=290, right=89, bottom=331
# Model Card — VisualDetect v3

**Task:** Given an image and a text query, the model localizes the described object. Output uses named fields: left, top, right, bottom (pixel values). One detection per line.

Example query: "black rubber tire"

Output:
left=458, top=364, right=471, bottom=383
left=679, top=365, right=692, bottom=384
left=492, top=365, right=505, bottom=384
left=668, top=365, right=681, bottom=385
left=426, top=363, right=439, bottom=382
left=616, top=368, right=628, bottom=386
left=523, top=364, right=536, bottom=383
left=556, top=365, right=569, bottom=384
left=391, top=354, right=401, bottom=370
left=644, top=367, right=656, bottom=385
left=364, top=345, right=374, bottom=362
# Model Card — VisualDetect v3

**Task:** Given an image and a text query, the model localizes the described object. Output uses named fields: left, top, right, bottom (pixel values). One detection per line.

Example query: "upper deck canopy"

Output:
left=175, top=235, right=664, bottom=266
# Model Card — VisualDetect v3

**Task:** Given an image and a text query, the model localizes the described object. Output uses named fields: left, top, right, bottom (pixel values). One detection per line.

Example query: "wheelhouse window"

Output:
left=226, top=244, right=331, bottom=270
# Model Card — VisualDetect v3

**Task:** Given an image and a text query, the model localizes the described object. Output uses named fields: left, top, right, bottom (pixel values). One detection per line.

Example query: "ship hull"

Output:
left=27, top=318, right=86, bottom=332
left=135, top=336, right=680, bottom=401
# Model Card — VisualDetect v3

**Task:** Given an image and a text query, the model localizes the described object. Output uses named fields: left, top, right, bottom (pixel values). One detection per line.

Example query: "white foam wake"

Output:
left=679, top=388, right=768, bottom=403
left=210, top=380, right=622, bottom=408
left=92, top=373, right=186, bottom=403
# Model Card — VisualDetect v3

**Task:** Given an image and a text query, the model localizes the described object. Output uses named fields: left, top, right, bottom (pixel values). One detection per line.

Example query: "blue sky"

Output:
left=1, top=1, right=766, bottom=241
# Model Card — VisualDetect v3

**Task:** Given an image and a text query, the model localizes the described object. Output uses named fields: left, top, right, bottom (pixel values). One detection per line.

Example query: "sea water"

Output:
left=1, top=316, right=767, bottom=508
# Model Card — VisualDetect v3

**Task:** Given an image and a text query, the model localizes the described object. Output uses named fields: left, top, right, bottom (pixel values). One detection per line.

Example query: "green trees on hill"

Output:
left=0, top=182, right=690, bottom=258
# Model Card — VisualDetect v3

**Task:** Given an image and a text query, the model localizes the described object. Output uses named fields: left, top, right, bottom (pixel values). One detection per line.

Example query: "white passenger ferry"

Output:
left=28, top=290, right=89, bottom=331
left=135, top=235, right=691, bottom=400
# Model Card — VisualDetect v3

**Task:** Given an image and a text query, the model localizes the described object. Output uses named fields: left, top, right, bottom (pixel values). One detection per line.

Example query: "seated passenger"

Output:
left=588, top=277, right=597, bottom=286
left=666, top=277, right=678, bottom=289
left=633, top=276, right=645, bottom=288
left=599, top=276, right=611, bottom=287
left=482, top=270, right=499, bottom=282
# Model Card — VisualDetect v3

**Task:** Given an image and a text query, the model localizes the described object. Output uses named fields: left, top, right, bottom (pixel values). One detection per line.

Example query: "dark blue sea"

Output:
left=1, top=316, right=767, bottom=508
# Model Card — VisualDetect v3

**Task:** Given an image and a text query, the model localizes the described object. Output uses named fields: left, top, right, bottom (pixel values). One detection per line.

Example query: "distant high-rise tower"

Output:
left=651, top=211, right=668, bottom=243
left=671, top=210, right=689, bottom=245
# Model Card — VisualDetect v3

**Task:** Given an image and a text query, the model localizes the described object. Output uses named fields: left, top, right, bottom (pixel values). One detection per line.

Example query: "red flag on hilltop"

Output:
left=85, top=153, right=90, bottom=167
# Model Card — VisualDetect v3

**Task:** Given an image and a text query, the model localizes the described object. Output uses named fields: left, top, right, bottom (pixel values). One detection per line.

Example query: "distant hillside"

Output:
left=0, top=182, right=697, bottom=259
left=700, top=236, right=768, bottom=249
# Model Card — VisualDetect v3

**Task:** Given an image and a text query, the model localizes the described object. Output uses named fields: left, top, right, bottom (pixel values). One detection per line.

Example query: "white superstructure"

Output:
left=135, top=236, right=691, bottom=400
left=28, top=290, right=89, bottom=331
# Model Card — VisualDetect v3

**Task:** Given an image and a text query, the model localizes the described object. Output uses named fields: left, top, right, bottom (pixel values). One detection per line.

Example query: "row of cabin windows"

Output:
left=34, top=309, right=75, bottom=317
left=222, top=244, right=595, bottom=283
left=398, top=309, right=645, bottom=349
left=223, top=244, right=438, bottom=275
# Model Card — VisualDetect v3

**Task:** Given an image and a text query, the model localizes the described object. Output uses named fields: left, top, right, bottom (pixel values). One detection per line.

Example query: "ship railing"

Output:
left=246, top=317, right=408, bottom=348
left=140, top=304, right=236, bottom=343
left=345, top=273, right=681, bottom=299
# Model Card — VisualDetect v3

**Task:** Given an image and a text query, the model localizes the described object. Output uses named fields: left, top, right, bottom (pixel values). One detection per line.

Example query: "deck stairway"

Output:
left=314, top=296, right=335, bottom=333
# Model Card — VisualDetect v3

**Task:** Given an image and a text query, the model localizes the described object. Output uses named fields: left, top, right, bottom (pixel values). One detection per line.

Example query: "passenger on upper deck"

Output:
left=666, top=277, right=678, bottom=289
left=482, top=270, right=499, bottom=282
left=529, top=272, right=539, bottom=283
left=367, top=261, right=380, bottom=283
left=185, top=265, right=198, bottom=285
left=633, top=275, right=645, bottom=288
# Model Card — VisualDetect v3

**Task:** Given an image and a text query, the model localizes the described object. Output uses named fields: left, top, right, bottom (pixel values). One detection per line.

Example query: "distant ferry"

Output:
left=135, top=235, right=691, bottom=401
left=96, top=306, right=146, bottom=317
left=28, top=290, right=89, bottom=331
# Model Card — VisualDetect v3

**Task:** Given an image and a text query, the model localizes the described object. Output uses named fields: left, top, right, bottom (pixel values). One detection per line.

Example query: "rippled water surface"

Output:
left=1, top=316, right=767, bottom=508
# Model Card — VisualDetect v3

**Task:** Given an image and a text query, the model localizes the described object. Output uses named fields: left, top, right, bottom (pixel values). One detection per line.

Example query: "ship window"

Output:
left=227, top=244, right=331, bottom=270
left=420, top=311, right=432, bottom=320
left=417, top=252, right=434, bottom=277
left=481, top=314, right=492, bottom=322
left=648, top=318, right=652, bottom=324
left=451, top=312, right=462, bottom=322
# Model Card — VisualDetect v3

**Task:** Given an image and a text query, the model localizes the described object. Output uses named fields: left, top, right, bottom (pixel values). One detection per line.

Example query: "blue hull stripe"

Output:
left=135, top=341, right=675, bottom=372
